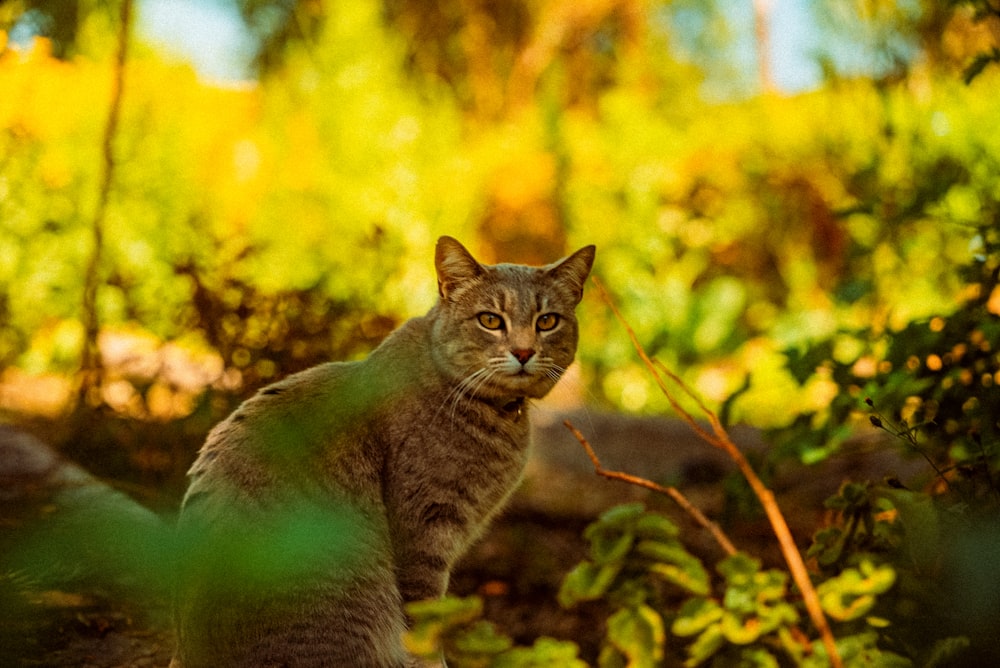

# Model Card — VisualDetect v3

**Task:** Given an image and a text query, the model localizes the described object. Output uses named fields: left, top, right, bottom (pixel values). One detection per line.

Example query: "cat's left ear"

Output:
left=547, top=244, right=596, bottom=304
left=436, top=236, right=484, bottom=299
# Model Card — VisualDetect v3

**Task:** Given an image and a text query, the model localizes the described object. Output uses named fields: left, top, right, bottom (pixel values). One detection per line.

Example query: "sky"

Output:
left=136, top=0, right=827, bottom=93
left=137, top=0, right=257, bottom=82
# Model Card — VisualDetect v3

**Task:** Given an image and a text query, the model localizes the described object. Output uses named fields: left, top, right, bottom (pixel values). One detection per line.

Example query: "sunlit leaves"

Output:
left=672, top=554, right=799, bottom=666
left=605, top=604, right=665, bottom=668
left=559, top=561, right=623, bottom=606
left=559, top=504, right=722, bottom=666
left=5, top=8, right=1000, bottom=431
left=405, top=595, right=586, bottom=667
left=816, top=561, right=896, bottom=622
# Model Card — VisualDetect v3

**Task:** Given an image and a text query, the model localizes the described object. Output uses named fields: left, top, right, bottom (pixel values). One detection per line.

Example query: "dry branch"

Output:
left=79, top=0, right=133, bottom=406
left=588, top=276, right=843, bottom=668
left=563, top=418, right=737, bottom=557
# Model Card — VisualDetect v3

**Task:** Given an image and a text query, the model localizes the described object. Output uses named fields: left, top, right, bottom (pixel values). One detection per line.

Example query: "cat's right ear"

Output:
left=435, top=236, right=483, bottom=299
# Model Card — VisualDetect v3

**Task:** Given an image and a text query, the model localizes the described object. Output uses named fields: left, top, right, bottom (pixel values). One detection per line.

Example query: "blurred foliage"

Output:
left=406, top=595, right=587, bottom=667
left=1, top=0, right=1000, bottom=481
left=3, top=1, right=1000, bottom=664
left=559, top=505, right=903, bottom=667
left=772, top=228, right=1000, bottom=663
left=410, top=505, right=911, bottom=667
left=759, top=224, right=1000, bottom=462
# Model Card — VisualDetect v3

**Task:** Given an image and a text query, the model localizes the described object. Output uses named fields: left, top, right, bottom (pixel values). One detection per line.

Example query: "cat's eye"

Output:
left=477, top=312, right=505, bottom=330
left=536, top=313, right=560, bottom=332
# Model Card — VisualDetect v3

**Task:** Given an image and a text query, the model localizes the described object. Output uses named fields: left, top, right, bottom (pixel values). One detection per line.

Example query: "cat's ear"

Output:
left=436, top=236, right=484, bottom=299
left=547, top=244, right=596, bottom=304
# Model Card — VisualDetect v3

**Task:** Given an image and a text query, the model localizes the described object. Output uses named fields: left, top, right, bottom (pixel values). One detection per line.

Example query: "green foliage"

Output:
left=815, top=562, right=896, bottom=623
left=6, top=2, right=1000, bottom=665
left=410, top=505, right=913, bottom=667
left=672, top=554, right=798, bottom=666
left=5, top=5, right=1000, bottom=443
left=558, top=504, right=710, bottom=607
left=405, top=596, right=586, bottom=668
left=559, top=506, right=911, bottom=667
left=775, top=226, right=1000, bottom=520
left=767, top=227, right=1000, bottom=664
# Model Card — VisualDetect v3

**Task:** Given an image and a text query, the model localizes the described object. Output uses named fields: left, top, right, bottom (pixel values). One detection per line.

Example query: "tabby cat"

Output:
left=171, top=236, right=595, bottom=667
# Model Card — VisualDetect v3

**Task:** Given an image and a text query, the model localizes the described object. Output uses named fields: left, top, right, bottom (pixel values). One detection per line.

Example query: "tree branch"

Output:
left=590, top=275, right=842, bottom=668
left=563, top=418, right=737, bottom=557
left=78, top=0, right=133, bottom=407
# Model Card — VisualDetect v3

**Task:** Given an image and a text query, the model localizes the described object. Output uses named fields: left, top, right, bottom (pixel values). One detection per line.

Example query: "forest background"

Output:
left=2, top=0, right=1000, bottom=666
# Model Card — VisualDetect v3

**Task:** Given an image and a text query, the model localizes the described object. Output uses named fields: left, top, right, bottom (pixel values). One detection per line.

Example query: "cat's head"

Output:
left=430, top=236, right=595, bottom=402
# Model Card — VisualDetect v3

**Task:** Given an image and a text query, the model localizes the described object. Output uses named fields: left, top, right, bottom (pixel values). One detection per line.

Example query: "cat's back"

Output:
left=173, top=358, right=413, bottom=668
left=184, top=318, right=433, bottom=500
left=181, top=363, right=375, bottom=516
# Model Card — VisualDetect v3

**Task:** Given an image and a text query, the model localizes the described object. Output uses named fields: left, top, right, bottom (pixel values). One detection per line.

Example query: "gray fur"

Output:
left=171, top=237, right=595, bottom=667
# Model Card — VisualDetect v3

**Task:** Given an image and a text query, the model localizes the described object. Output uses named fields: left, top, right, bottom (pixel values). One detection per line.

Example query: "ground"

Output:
left=0, top=406, right=921, bottom=667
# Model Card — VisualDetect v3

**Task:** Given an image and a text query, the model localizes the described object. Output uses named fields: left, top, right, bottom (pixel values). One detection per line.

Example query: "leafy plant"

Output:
left=769, top=226, right=1000, bottom=664
left=405, top=595, right=586, bottom=668
left=557, top=503, right=707, bottom=667
left=407, top=503, right=908, bottom=668
left=564, top=506, right=906, bottom=668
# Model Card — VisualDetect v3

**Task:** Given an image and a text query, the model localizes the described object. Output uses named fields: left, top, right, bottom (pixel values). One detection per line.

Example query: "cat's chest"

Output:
left=381, top=399, right=530, bottom=500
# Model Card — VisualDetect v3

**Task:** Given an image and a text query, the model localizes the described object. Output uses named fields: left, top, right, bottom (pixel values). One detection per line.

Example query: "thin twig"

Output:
left=591, top=275, right=842, bottom=668
left=563, top=419, right=737, bottom=556
left=79, top=0, right=133, bottom=407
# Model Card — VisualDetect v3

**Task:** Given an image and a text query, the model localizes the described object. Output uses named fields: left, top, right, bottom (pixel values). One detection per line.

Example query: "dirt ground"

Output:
left=1, top=406, right=922, bottom=667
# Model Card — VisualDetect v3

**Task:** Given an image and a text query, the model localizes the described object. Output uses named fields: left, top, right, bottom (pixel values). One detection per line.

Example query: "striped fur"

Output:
left=171, top=237, right=594, bottom=667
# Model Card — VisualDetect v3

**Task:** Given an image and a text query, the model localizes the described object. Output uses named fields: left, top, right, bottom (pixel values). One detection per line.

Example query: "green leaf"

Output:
left=756, top=600, right=799, bottom=635
left=452, top=620, right=513, bottom=656
left=494, top=638, right=588, bottom=667
left=738, top=647, right=781, bottom=668
left=808, top=526, right=848, bottom=568
left=684, top=624, right=725, bottom=667
left=406, top=595, right=483, bottom=626
left=402, top=617, right=443, bottom=658
left=720, top=610, right=764, bottom=644
left=404, top=596, right=484, bottom=658
left=817, top=561, right=896, bottom=622
left=558, top=561, right=623, bottom=607
left=717, top=553, right=761, bottom=584
left=590, top=528, right=635, bottom=565
left=593, top=503, right=646, bottom=531
left=672, top=598, right=724, bottom=637
left=633, top=538, right=684, bottom=562
left=648, top=562, right=711, bottom=597
left=606, top=604, right=665, bottom=668
left=639, top=540, right=710, bottom=596
left=634, top=512, right=680, bottom=541
left=597, top=645, right=628, bottom=668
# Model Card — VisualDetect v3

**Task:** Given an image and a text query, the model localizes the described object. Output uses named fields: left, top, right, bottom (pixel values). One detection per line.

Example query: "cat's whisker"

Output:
left=452, top=370, right=499, bottom=422
left=447, top=375, right=478, bottom=422
left=436, top=367, right=489, bottom=423
left=172, top=235, right=595, bottom=667
left=533, top=358, right=567, bottom=383
left=458, top=369, right=497, bottom=417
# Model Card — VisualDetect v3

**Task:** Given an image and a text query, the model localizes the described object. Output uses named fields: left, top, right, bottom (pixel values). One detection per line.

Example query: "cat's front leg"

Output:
left=396, top=541, right=453, bottom=603
left=388, top=488, right=472, bottom=603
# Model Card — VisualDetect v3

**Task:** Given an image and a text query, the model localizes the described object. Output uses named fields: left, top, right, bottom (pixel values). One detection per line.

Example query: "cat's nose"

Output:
left=511, top=348, right=535, bottom=365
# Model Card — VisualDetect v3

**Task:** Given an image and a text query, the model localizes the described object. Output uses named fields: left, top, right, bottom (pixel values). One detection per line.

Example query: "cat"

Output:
left=170, top=236, right=595, bottom=667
